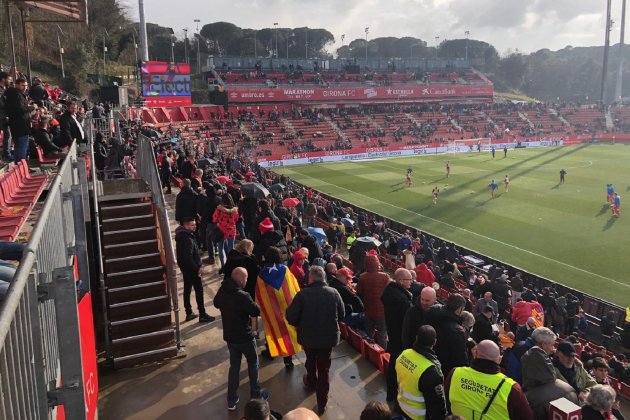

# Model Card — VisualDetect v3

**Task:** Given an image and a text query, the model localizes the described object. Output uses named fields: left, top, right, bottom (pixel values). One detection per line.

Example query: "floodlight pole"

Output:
left=5, top=0, right=18, bottom=80
left=615, top=0, right=627, bottom=102
left=138, top=0, right=149, bottom=62
left=183, top=29, right=188, bottom=63
left=56, top=25, right=65, bottom=78
left=19, top=6, right=32, bottom=85
left=601, top=0, right=612, bottom=104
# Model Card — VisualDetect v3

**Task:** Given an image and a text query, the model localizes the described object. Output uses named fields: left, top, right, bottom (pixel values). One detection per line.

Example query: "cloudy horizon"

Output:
left=125, top=0, right=623, bottom=56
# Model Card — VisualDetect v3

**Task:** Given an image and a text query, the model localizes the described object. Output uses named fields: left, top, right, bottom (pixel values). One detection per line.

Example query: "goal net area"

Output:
left=448, top=138, right=492, bottom=153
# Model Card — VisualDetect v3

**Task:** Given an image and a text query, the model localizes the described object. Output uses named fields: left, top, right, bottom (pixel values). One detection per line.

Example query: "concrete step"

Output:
left=107, top=281, right=167, bottom=305
left=104, top=252, right=162, bottom=274
left=104, top=239, right=159, bottom=259
left=110, top=312, right=172, bottom=338
left=111, top=329, right=175, bottom=358
left=102, top=226, right=156, bottom=246
left=106, top=266, right=165, bottom=288
left=108, top=295, right=170, bottom=322
left=112, top=346, right=179, bottom=370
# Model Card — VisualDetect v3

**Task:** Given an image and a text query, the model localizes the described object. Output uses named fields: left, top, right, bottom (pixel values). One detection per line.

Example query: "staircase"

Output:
left=327, top=118, right=349, bottom=141
left=100, top=197, right=177, bottom=369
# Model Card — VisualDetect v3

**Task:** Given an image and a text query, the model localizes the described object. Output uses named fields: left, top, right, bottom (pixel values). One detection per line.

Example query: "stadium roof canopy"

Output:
left=9, top=0, right=88, bottom=23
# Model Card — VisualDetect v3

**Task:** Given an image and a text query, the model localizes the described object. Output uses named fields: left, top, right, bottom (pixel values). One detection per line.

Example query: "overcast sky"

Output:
left=127, top=0, right=622, bottom=55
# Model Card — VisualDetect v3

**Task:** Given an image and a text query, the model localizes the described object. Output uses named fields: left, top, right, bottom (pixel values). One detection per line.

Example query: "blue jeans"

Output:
left=2, top=126, right=12, bottom=158
left=227, top=339, right=261, bottom=405
left=218, top=237, right=235, bottom=267
left=13, top=134, right=29, bottom=163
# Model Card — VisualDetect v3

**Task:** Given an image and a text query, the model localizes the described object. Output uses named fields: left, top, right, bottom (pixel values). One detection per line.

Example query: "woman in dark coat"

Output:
left=221, top=239, right=260, bottom=299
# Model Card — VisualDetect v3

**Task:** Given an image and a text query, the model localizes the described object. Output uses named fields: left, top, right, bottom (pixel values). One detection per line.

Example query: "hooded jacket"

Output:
left=521, top=346, right=578, bottom=419
left=356, top=255, right=391, bottom=318
left=381, top=281, right=413, bottom=352
left=175, top=226, right=202, bottom=274
left=415, top=263, right=436, bottom=287
left=213, top=204, right=239, bottom=239
left=427, top=305, right=468, bottom=376
left=214, top=277, right=260, bottom=344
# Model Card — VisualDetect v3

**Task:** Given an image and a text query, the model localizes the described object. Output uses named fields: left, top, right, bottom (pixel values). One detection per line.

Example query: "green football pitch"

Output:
left=275, top=144, right=630, bottom=306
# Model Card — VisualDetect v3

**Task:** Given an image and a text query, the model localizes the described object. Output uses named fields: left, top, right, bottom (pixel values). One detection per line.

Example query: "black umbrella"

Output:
left=269, top=183, right=286, bottom=194
left=241, top=182, right=270, bottom=199
left=354, top=236, right=382, bottom=251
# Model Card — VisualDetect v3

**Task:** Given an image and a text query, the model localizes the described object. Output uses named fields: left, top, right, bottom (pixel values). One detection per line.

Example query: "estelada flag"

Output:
left=256, top=263, right=302, bottom=357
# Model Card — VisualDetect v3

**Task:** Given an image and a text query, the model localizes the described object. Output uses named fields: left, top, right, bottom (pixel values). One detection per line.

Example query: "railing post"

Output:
left=48, top=267, right=86, bottom=419
left=65, top=184, right=90, bottom=294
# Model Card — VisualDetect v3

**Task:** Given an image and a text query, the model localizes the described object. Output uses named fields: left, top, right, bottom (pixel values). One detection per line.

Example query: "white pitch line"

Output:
left=291, top=171, right=630, bottom=290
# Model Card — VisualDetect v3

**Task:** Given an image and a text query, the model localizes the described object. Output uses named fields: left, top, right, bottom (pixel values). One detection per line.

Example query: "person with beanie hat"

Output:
left=254, top=218, right=289, bottom=266
left=356, top=254, right=390, bottom=348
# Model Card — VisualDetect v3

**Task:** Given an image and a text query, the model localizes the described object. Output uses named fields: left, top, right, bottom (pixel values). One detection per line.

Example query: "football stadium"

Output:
left=3, top=0, right=630, bottom=419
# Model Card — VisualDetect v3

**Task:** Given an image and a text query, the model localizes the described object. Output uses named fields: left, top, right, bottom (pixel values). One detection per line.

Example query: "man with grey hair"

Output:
left=582, top=384, right=621, bottom=418
left=286, top=265, right=345, bottom=415
left=381, top=267, right=414, bottom=401
left=521, top=327, right=578, bottom=418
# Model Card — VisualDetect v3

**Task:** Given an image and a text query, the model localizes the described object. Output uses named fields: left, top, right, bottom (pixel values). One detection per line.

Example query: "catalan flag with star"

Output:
left=256, top=263, right=302, bottom=357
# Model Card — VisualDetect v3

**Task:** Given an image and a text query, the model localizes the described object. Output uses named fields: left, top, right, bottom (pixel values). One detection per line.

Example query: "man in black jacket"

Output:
left=286, top=265, right=345, bottom=415
left=175, top=180, right=199, bottom=223
left=329, top=267, right=364, bottom=331
left=381, top=267, right=414, bottom=401
left=250, top=199, right=281, bottom=244
left=428, top=293, right=469, bottom=376
left=471, top=306, right=498, bottom=344
left=4, top=77, right=31, bottom=162
left=0, top=71, right=13, bottom=161
left=29, top=77, right=48, bottom=107
left=175, top=217, right=214, bottom=322
left=402, top=286, right=438, bottom=349
left=395, top=325, right=448, bottom=420
left=57, top=101, right=85, bottom=147
left=214, top=267, right=268, bottom=411
left=253, top=218, right=288, bottom=265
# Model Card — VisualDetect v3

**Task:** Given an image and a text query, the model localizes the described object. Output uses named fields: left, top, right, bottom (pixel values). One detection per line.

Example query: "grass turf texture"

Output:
left=275, top=144, right=630, bottom=306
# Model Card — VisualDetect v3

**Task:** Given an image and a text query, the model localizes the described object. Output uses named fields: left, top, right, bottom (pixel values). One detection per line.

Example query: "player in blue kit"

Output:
left=607, top=184, right=615, bottom=204
left=488, top=179, right=498, bottom=198
left=613, top=193, right=621, bottom=217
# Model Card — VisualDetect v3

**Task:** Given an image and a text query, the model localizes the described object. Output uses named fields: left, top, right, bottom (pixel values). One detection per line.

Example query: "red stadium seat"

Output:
left=363, top=341, right=385, bottom=373
left=36, top=146, right=59, bottom=165
left=347, top=327, right=365, bottom=355
left=339, top=322, right=348, bottom=341
left=381, top=353, right=391, bottom=375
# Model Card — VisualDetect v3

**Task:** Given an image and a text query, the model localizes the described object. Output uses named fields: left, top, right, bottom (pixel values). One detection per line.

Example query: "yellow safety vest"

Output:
left=449, top=366, right=515, bottom=420
left=396, top=349, right=435, bottom=419
left=346, top=236, right=356, bottom=249
left=625, top=307, right=630, bottom=323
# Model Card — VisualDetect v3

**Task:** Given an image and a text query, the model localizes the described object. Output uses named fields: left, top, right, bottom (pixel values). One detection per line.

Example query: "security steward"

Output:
left=395, top=325, right=447, bottom=419
left=444, top=340, right=533, bottom=420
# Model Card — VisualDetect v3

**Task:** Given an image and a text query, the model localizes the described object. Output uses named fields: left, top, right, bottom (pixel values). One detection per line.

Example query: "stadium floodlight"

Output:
left=55, top=25, right=65, bottom=78
left=274, top=23, right=279, bottom=58
left=465, top=30, right=470, bottom=61
left=365, top=27, right=369, bottom=61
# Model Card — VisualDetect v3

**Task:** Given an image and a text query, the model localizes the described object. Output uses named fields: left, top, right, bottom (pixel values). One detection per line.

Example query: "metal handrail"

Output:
left=84, top=117, right=112, bottom=360
left=136, top=135, right=182, bottom=349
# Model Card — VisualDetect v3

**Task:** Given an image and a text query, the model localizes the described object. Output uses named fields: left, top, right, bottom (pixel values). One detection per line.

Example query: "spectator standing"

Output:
left=428, top=293, right=469, bottom=376
left=415, top=262, right=436, bottom=287
left=3, top=77, right=31, bottom=162
left=160, top=151, right=172, bottom=194
left=256, top=247, right=300, bottom=369
left=58, top=101, right=85, bottom=146
left=253, top=217, right=289, bottom=265
left=0, top=71, right=13, bottom=161
left=286, top=266, right=345, bottom=415
left=471, top=306, right=498, bottom=344
left=600, top=311, right=617, bottom=349
left=356, top=254, right=391, bottom=348
left=213, top=193, right=239, bottom=267
left=214, top=267, right=268, bottom=411
left=445, top=340, right=533, bottom=420
left=175, top=217, right=214, bottom=323
left=395, top=325, right=448, bottom=420
left=174, top=179, right=199, bottom=223
left=180, top=154, right=196, bottom=180
left=475, top=292, right=498, bottom=322
left=381, top=268, right=414, bottom=401
left=329, top=267, right=365, bottom=331
left=402, top=287, right=438, bottom=349
left=29, top=77, right=48, bottom=108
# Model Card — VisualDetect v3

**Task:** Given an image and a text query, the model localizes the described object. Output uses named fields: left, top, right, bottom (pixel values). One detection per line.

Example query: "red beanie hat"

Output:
left=259, top=217, right=274, bottom=234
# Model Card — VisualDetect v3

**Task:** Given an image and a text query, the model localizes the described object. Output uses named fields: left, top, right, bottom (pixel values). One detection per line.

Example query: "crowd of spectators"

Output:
left=151, top=132, right=630, bottom=418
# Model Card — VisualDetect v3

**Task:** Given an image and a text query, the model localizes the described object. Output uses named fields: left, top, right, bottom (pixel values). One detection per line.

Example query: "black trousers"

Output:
left=183, top=271, right=205, bottom=315
left=386, top=344, right=403, bottom=401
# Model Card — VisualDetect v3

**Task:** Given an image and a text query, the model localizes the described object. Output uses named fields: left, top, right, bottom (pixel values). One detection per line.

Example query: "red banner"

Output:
left=228, top=84, right=493, bottom=103
left=79, top=292, right=98, bottom=420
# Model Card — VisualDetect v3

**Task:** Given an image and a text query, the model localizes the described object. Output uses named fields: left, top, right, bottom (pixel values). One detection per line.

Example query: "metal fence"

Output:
left=0, top=142, right=91, bottom=419
left=136, top=134, right=182, bottom=348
